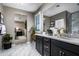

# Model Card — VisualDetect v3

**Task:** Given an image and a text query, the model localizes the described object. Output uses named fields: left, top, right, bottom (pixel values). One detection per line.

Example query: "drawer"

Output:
left=44, top=38, right=50, bottom=46
left=44, top=45, right=50, bottom=52
left=44, top=38, right=50, bottom=42
left=44, top=50, right=50, bottom=56
left=44, top=42, right=49, bottom=46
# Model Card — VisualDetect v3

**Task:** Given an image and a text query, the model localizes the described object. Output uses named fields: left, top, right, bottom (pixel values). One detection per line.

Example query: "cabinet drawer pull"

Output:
left=46, top=47, right=48, bottom=49
left=44, top=45, right=49, bottom=49
left=62, top=52, right=65, bottom=56
left=45, top=46, right=48, bottom=48
left=45, top=40, right=49, bottom=42
left=44, top=39, right=49, bottom=41
left=59, top=51, right=62, bottom=56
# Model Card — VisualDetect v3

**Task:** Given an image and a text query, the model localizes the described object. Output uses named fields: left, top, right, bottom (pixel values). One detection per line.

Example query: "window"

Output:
left=35, top=12, right=43, bottom=33
left=35, top=14, right=40, bottom=31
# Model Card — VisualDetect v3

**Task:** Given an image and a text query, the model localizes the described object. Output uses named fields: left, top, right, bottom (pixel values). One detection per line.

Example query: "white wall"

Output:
left=2, top=6, right=34, bottom=43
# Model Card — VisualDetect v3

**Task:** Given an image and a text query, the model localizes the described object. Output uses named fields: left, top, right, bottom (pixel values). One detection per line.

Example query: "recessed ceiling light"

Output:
left=56, top=5, right=60, bottom=7
left=77, top=3, right=79, bottom=6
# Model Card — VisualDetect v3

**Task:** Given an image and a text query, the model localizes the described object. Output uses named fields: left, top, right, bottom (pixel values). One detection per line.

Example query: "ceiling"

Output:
left=2, top=3, right=43, bottom=12
left=43, top=3, right=79, bottom=17
left=2, top=3, right=79, bottom=16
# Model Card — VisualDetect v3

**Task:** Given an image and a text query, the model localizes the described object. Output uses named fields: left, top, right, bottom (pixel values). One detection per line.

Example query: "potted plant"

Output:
left=2, top=34, right=12, bottom=49
left=31, top=27, right=36, bottom=41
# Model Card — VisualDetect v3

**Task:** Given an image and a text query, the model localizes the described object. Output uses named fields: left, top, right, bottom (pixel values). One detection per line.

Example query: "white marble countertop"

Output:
left=35, top=34, right=79, bottom=46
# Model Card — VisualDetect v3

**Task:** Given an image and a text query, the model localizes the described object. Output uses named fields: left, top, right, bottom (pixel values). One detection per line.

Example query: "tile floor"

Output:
left=0, top=42, right=41, bottom=56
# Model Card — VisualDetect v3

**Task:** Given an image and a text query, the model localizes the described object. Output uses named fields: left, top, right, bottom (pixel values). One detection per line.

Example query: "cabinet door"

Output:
left=51, top=44, right=62, bottom=56
left=51, top=45, right=77, bottom=56
left=51, top=39, right=78, bottom=56
left=51, top=39, right=63, bottom=56
left=36, top=36, right=43, bottom=55
left=62, top=49, right=77, bottom=56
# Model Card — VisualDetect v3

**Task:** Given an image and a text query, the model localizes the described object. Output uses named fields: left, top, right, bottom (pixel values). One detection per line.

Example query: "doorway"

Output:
left=14, top=14, right=27, bottom=44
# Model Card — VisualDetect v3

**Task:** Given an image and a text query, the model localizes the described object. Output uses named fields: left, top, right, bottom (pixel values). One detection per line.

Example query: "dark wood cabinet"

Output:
left=43, top=37, right=51, bottom=56
left=51, top=44, right=61, bottom=56
left=51, top=39, right=62, bottom=56
left=36, top=36, right=51, bottom=56
left=51, top=46, right=77, bottom=56
left=36, top=35, right=79, bottom=56
left=61, top=49, right=77, bottom=56
left=36, top=36, right=43, bottom=55
left=51, top=39, right=78, bottom=56
left=51, top=44, right=76, bottom=56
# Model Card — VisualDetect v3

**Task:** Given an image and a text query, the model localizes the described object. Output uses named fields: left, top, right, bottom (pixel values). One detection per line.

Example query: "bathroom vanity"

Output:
left=36, top=34, right=79, bottom=56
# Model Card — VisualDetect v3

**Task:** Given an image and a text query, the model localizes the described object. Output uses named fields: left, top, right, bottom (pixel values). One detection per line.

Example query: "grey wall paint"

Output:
left=43, top=16, right=50, bottom=32
left=0, top=4, right=34, bottom=48
left=66, top=11, right=72, bottom=33
left=51, top=11, right=66, bottom=21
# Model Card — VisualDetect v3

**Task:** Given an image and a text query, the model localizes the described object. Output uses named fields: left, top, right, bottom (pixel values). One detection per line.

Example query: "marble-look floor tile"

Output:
left=0, top=42, right=41, bottom=56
